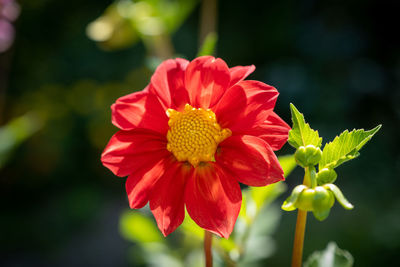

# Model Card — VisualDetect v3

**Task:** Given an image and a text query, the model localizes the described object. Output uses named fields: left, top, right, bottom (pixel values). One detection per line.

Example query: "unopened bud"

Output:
left=317, top=168, right=337, bottom=185
left=295, top=186, right=334, bottom=212
left=295, top=145, right=322, bottom=167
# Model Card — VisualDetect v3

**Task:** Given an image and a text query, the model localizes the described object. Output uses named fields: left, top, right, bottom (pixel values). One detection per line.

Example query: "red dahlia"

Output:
left=101, top=56, right=290, bottom=238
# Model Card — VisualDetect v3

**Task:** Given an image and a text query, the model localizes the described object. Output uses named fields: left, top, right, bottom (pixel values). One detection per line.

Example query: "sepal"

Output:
left=324, top=183, right=354, bottom=210
left=313, top=209, right=331, bottom=221
left=281, top=185, right=307, bottom=211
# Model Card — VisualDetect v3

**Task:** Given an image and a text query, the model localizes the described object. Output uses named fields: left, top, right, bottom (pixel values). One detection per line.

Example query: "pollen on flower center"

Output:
left=166, top=104, right=231, bottom=167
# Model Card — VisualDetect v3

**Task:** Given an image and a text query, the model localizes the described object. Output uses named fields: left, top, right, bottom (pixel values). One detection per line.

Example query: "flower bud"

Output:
left=295, top=186, right=334, bottom=212
left=295, top=188, right=315, bottom=211
left=312, top=186, right=335, bottom=212
left=317, top=168, right=337, bottom=185
left=282, top=183, right=354, bottom=221
left=294, top=145, right=322, bottom=167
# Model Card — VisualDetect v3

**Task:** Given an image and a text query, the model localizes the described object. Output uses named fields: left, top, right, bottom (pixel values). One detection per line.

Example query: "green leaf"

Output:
left=251, top=182, right=286, bottom=210
left=278, top=154, right=297, bottom=178
left=219, top=237, right=237, bottom=253
left=0, top=112, right=43, bottom=168
left=239, top=181, right=286, bottom=226
left=319, top=125, right=381, bottom=169
left=119, top=211, right=163, bottom=244
left=239, top=236, right=275, bottom=263
left=304, top=242, right=354, bottom=267
left=183, top=250, right=205, bottom=267
left=239, top=205, right=282, bottom=264
left=143, top=248, right=183, bottom=267
left=240, top=155, right=294, bottom=222
left=288, top=104, right=322, bottom=149
left=197, top=32, right=218, bottom=57
left=180, top=211, right=204, bottom=239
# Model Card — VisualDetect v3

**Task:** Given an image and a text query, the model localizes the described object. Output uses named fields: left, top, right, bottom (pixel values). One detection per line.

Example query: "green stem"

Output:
left=204, top=230, right=213, bottom=267
left=143, top=34, right=174, bottom=60
left=291, top=167, right=311, bottom=267
left=309, top=166, right=317, bottom=188
left=199, top=0, right=218, bottom=47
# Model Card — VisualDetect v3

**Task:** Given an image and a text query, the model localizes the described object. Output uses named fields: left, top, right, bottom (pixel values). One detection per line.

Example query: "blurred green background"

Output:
left=1, top=0, right=399, bottom=266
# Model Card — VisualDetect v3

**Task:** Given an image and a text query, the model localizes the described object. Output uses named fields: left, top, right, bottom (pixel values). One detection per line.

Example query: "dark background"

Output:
left=1, top=0, right=399, bottom=266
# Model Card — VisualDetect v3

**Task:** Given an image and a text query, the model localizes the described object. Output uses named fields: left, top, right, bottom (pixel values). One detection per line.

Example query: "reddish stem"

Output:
left=204, top=230, right=213, bottom=267
left=291, top=210, right=308, bottom=267
left=291, top=167, right=311, bottom=267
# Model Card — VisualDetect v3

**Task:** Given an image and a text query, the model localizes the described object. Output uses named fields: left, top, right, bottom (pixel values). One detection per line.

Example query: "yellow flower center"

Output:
left=166, top=104, right=232, bottom=167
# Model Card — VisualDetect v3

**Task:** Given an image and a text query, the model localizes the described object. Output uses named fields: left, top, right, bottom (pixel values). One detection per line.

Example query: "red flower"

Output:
left=101, top=56, right=290, bottom=238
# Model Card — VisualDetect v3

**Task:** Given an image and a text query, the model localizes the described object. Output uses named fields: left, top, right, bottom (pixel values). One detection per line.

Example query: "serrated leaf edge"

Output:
left=319, top=125, right=381, bottom=170
left=288, top=103, right=322, bottom=149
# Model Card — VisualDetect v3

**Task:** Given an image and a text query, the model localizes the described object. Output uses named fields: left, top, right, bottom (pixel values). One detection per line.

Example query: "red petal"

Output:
left=149, top=58, right=189, bottom=109
left=216, top=135, right=284, bottom=186
left=245, top=112, right=290, bottom=151
left=126, top=156, right=172, bottom=209
left=101, top=130, right=169, bottom=177
left=185, top=56, right=231, bottom=109
left=150, top=162, right=192, bottom=236
left=111, top=90, right=168, bottom=133
left=214, top=80, right=279, bottom=132
left=229, top=65, right=255, bottom=87
left=185, top=163, right=242, bottom=238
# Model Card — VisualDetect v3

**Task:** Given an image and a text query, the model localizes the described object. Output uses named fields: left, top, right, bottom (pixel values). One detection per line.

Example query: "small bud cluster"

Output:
left=283, top=104, right=379, bottom=221
left=294, top=145, right=322, bottom=167
left=284, top=144, right=353, bottom=220
left=282, top=183, right=353, bottom=221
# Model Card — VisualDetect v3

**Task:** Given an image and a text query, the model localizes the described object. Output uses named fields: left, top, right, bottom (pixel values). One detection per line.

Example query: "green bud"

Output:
left=282, top=183, right=353, bottom=221
left=295, top=188, right=315, bottom=211
left=317, top=168, right=337, bottom=185
left=294, top=145, right=322, bottom=167
left=312, top=186, right=335, bottom=212
left=295, top=186, right=334, bottom=214
left=294, top=146, right=307, bottom=167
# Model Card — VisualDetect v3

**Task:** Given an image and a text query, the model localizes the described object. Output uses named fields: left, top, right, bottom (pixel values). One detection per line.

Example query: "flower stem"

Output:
left=143, top=34, right=174, bottom=60
left=309, top=166, right=317, bottom=188
left=291, top=209, right=307, bottom=267
left=199, top=0, right=218, bottom=47
left=291, top=167, right=311, bottom=267
left=204, top=230, right=213, bottom=267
